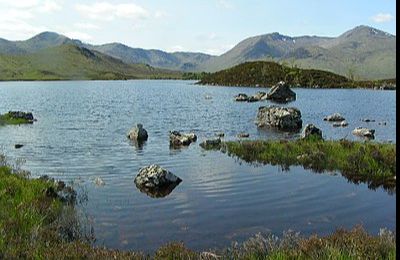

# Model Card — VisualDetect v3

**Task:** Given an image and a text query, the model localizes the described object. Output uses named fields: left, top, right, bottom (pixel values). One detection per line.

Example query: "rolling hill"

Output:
left=0, top=45, right=181, bottom=80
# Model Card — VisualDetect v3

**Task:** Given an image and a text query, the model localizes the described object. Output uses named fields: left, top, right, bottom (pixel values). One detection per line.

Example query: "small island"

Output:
left=0, top=111, right=36, bottom=125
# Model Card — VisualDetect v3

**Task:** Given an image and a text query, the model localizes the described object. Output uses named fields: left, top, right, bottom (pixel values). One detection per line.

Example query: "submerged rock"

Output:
left=237, top=133, right=250, bottom=138
left=127, top=124, right=148, bottom=142
left=199, top=138, right=222, bottom=149
left=266, top=81, right=296, bottom=102
left=94, top=177, right=105, bottom=186
left=256, top=105, right=302, bottom=131
left=324, top=113, right=345, bottom=122
left=300, top=124, right=323, bottom=140
left=352, top=127, right=375, bottom=139
left=169, top=131, right=197, bottom=147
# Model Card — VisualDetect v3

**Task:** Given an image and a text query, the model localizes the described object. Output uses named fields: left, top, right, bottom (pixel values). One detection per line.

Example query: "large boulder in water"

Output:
left=300, top=124, right=323, bottom=140
left=256, top=105, right=302, bottom=130
left=234, top=93, right=249, bottom=102
left=134, top=165, right=182, bottom=188
left=266, top=81, right=296, bottom=102
left=127, top=124, right=148, bottom=142
left=352, top=127, right=375, bottom=139
left=169, top=131, right=197, bottom=147
left=134, top=165, right=182, bottom=198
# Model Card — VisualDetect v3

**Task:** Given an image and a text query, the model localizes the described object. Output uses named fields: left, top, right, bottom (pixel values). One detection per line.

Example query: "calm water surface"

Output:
left=0, top=80, right=396, bottom=252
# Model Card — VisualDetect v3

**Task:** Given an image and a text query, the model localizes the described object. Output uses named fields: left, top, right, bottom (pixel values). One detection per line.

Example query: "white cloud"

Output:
left=74, top=22, right=100, bottom=30
left=167, top=45, right=185, bottom=52
left=204, top=43, right=234, bottom=55
left=154, top=10, right=167, bottom=19
left=37, top=0, right=62, bottom=13
left=372, top=13, right=394, bottom=23
left=75, top=2, right=149, bottom=21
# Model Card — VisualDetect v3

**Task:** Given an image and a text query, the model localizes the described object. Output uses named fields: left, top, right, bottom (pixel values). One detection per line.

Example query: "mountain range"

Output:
left=0, top=25, right=396, bottom=80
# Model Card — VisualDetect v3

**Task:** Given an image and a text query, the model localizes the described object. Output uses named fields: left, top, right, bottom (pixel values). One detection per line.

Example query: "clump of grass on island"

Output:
left=204, top=138, right=396, bottom=192
left=0, top=112, right=34, bottom=125
left=0, top=153, right=396, bottom=259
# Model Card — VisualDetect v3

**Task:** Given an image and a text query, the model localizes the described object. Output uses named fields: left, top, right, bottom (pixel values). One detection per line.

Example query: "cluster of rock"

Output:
left=7, top=111, right=35, bottom=123
left=234, top=92, right=267, bottom=102
left=256, top=106, right=302, bottom=130
left=374, top=84, right=396, bottom=90
left=265, top=81, right=296, bottom=102
left=127, top=124, right=148, bottom=142
left=169, top=131, right=197, bottom=147
left=134, top=165, right=182, bottom=198
left=324, top=113, right=348, bottom=127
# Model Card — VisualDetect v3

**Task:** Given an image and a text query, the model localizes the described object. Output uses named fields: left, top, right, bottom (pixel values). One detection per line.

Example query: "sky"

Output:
left=0, top=0, right=396, bottom=55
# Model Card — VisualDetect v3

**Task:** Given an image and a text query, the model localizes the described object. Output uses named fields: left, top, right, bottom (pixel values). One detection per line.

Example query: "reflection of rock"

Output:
left=134, top=164, right=182, bottom=189
left=324, top=113, right=345, bottom=122
left=256, top=105, right=302, bottom=131
left=169, top=131, right=197, bottom=147
left=352, top=127, right=375, bottom=139
left=333, top=121, right=348, bottom=127
left=127, top=124, right=148, bottom=142
left=300, top=124, right=323, bottom=140
left=266, top=81, right=296, bottom=103
left=135, top=181, right=180, bottom=198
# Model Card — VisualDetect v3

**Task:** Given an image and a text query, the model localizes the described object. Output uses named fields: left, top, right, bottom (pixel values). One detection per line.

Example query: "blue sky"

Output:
left=0, top=0, right=396, bottom=55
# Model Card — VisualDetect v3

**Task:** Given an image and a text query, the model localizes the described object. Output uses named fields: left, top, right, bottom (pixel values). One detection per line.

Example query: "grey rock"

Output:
left=169, top=131, right=197, bottom=147
left=234, top=93, right=249, bottom=102
left=14, top=144, right=24, bottom=149
left=127, top=124, right=148, bottom=141
left=324, top=113, right=345, bottom=122
left=352, top=127, right=375, bottom=138
left=300, top=124, right=323, bottom=140
left=256, top=105, right=302, bottom=130
left=333, top=120, right=348, bottom=127
left=134, top=165, right=181, bottom=189
left=237, top=133, right=250, bottom=138
left=266, top=81, right=296, bottom=102
left=215, top=132, right=225, bottom=137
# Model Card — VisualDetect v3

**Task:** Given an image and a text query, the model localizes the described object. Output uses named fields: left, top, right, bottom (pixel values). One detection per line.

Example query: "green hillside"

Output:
left=198, top=61, right=395, bottom=88
left=0, top=45, right=182, bottom=81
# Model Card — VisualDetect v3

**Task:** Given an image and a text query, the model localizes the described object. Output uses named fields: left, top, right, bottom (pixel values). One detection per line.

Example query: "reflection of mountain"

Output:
left=135, top=181, right=182, bottom=198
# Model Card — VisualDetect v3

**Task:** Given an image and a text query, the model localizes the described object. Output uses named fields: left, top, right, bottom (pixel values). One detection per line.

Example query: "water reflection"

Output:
left=135, top=180, right=182, bottom=198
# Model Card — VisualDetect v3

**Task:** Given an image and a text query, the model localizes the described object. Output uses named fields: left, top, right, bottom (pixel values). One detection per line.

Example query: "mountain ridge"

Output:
left=0, top=25, right=396, bottom=79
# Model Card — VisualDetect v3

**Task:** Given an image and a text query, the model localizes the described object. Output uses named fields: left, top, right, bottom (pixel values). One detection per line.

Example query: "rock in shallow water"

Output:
left=266, top=81, right=296, bottom=103
left=169, top=131, right=197, bottom=147
left=324, top=113, right=345, bottom=122
left=134, top=164, right=182, bottom=188
left=127, top=124, right=148, bottom=142
left=300, top=124, right=323, bottom=140
left=352, top=127, right=375, bottom=139
left=256, top=105, right=302, bottom=131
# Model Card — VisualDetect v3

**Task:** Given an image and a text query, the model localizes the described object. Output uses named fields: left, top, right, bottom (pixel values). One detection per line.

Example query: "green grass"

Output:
left=0, top=113, right=32, bottom=125
left=203, top=138, right=396, bottom=192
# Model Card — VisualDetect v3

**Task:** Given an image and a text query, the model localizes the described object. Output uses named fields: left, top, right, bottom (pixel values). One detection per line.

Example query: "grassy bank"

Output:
left=204, top=138, right=396, bottom=192
left=0, top=155, right=396, bottom=259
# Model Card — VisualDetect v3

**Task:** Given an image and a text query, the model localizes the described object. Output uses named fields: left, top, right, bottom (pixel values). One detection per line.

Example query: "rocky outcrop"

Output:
left=352, top=127, right=375, bottom=138
left=169, top=131, right=197, bottom=147
left=234, top=93, right=249, bottom=102
left=300, top=124, right=323, bottom=140
left=256, top=106, right=302, bottom=130
left=127, top=124, right=148, bottom=142
left=234, top=92, right=267, bottom=102
left=324, top=113, right=345, bottom=122
left=266, top=81, right=296, bottom=102
left=134, top=165, right=182, bottom=198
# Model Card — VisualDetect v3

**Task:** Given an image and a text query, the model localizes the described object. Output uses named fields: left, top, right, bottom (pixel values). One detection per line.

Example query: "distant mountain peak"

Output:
left=28, top=31, right=65, bottom=41
left=340, top=25, right=394, bottom=38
